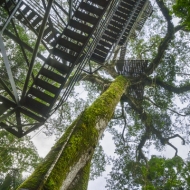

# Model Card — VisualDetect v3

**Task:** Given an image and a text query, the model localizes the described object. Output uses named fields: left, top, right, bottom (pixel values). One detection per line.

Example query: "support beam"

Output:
left=0, top=78, right=16, bottom=101
left=69, top=0, right=73, bottom=21
left=0, top=35, right=19, bottom=104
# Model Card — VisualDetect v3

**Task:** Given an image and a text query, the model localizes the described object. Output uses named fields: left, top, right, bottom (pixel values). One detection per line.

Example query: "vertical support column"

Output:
left=119, top=46, right=127, bottom=60
left=0, top=35, right=19, bottom=104
left=69, top=0, right=73, bottom=21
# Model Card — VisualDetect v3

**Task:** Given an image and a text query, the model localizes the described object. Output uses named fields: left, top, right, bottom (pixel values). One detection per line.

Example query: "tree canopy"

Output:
left=173, top=0, right=190, bottom=29
left=1, top=0, right=190, bottom=189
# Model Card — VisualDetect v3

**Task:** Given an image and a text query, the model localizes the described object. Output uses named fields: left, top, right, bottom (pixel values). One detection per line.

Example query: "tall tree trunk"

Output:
left=17, top=75, right=129, bottom=190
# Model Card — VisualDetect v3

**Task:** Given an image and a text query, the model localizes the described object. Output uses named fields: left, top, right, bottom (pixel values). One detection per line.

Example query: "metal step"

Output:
left=120, top=2, right=133, bottom=9
left=28, top=87, right=54, bottom=104
left=35, top=78, right=59, bottom=94
left=89, top=0, right=110, bottom=7
left=111, top=15, right=125, bottom=24
left=43, top=27, right=52, bottom=37
left=32, top=16, right=42, bottom=27
left=53, top=48, right=77, bottom=63
left=122, top=0, right=136, bottom=6
left=102, top=35, right=115, bottom=43
left=96, top=45, right=109, bottom=54
left=46, top=58, right=71, bottom=75
left=19, top=107, right=45, bottom=122
left=99, top=40, right=112, bottom=48
left=105, top=30, right=118, bottom=39
left=40, top=68, right=66, bottom=84
left=118, top=6, right=130, bottom=14
left=91, top=54, right=105, bottom=64
left=22, top=6, right=30, bottom=15
left=115, top=10, right=128, bottom=19
left=75, top=10, right=98, bottom=25
left=110, top=20, right=123, bottom=29
left=63, top=28, right=88, bottom=43
left=79, top=2, right=103, bottom=16
left=107, top=25, right=120, bottom=34
left=94, top=49, right=107, bottom=58
left=70, top=19, right=93, bottom=34
left=24, top=97, right=49, bottom=116
left=45, top=33, right=55, bottom=45
left=58, top=38, right=82, bottom=53
left=27, top=11, right=36, bottom=21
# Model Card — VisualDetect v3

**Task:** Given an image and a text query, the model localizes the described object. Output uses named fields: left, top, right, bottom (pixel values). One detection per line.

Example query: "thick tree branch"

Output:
left=103, top=64, right=118, bottom=78
left=121, top=102, right=127, bottom=144
left=81, top=73, right=111, bottom=87
left=156, top=0, right=172, bottom=24
left=136, top=132, right=149, bottom=164
left=64, top=72, right=111, bottom=90
left=167, top=134, right=185, bottom=145
left=167, top=142, right=178, bottom=156
left=145, top=76, right=190, bottom=94
left=155, top=79, right=190, bottom=94
left=126, top=94, right=185, bottom=158
left=146, top=0, right=174, bottom=75
left=175, top=25, right=186, bottom=33
left=148, top=119, right=185, bottom=157
left=144, top=97, right=188, bottom=116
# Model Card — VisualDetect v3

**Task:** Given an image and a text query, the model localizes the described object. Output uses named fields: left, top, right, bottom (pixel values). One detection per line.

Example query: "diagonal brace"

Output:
left=0, top=0, right=23, bottom=34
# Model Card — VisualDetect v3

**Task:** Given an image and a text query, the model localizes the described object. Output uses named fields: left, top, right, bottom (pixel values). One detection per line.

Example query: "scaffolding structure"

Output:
left=0, top=0, right=152, bottom=137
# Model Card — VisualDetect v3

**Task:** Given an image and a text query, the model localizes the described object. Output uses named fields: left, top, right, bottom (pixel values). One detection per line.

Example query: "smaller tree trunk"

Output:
left=67, top=159, right=92, bottom=190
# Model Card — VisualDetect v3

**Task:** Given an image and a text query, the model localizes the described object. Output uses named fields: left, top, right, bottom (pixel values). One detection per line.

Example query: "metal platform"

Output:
left=116, top=60, right=148, bottom=99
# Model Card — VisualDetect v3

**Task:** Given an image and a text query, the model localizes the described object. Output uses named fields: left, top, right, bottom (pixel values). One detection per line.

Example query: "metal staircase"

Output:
left=22, top=0, right=111, bottom=118
left=0, top=0, right=152, bottom=137
left=90, top=0, right=151, bottom=65
left=1, top=0, right=63, bottom=46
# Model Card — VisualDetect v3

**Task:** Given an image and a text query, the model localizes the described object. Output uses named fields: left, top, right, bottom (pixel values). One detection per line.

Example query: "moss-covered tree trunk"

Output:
left=17, top=76, right=129, bottom=190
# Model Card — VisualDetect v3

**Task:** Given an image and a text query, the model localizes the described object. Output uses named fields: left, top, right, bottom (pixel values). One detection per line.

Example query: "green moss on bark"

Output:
left=17, top=75, right=129, bottom=190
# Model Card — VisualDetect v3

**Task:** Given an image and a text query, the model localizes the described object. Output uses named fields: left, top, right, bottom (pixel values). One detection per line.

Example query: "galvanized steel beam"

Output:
left=0, top=35, right=19, bottom=104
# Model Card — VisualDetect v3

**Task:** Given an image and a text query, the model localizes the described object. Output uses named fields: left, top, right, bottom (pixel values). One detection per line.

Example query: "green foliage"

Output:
left=0, top=130, right=41, bottom=177
left=107, top=155, right=190, bottom=190
left=0, top=172, right=25, bottom=190
left=0, top=174, right=12, bottom=190
left=90, top=144, right=107, bottom=180
left=173, top=0, right=190, bottom=29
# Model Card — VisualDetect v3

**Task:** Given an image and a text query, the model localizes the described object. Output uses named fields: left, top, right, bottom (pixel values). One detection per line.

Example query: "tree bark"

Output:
left=17, top=75, right=129, bottom=190
left=67, top=159, right=92, bottom=190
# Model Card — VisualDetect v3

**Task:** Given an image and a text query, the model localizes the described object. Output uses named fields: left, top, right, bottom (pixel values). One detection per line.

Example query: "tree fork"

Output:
left=17, top=75, right=129, bottom=190
left=67, top=159, right=92, bottom=190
